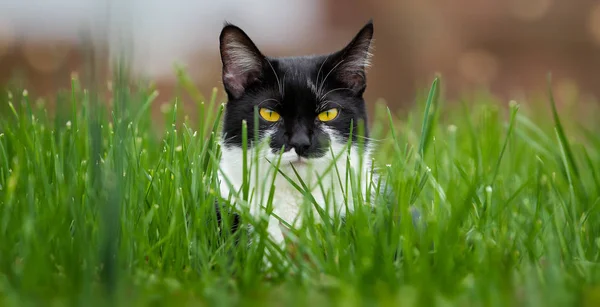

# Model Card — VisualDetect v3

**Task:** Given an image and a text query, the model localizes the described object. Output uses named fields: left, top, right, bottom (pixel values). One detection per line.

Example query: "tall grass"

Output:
left=0, top=67, right=599, bottom=307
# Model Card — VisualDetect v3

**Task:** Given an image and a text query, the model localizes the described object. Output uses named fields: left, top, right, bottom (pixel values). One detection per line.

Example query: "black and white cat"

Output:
left=217, top=21, right=377, bottom=250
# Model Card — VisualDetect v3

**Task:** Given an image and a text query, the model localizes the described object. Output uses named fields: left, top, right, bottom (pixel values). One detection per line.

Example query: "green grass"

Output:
left=1, top=67, right=600, bottom=307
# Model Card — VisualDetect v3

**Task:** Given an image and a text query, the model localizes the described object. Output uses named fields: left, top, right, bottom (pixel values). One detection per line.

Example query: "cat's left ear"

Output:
left=332, top=20, right=374, bottom=94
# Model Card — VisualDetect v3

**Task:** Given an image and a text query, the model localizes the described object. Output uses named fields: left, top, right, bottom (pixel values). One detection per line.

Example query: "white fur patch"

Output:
left=217, top=128, right=375, bottom=249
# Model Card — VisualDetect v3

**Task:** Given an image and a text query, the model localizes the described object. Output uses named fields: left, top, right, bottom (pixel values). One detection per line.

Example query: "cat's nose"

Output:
left=289, top=133, right=311, bottom=155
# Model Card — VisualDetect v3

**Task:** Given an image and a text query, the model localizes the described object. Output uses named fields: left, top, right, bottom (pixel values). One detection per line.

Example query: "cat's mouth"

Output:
left=278, top=150, right=311, bottom=166
left=290, top=156, right=309, bottom=165
left=273, top=147, right=325, bottom=167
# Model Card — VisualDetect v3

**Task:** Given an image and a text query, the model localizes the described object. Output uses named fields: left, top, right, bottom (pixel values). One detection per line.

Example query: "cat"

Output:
left=215, top=20, right=379, bottom=258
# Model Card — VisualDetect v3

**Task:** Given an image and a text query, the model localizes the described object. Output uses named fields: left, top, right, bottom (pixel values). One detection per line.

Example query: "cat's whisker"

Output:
left=320, top=87, right=353, bottom=101
left=257, top=98, right=281, bottom=108
left=353, top=135, right=386, bottom=143
left=265, top=58, right=283, bottom=98
left=317, top=60, right=345, bottom=97
left=281, top=71, right=288, bottom=99
left=317, top=100, right=344, bottom=113
left=220, top=135, right=238, bottom=145
left=315, top=55, right=330, bottom=94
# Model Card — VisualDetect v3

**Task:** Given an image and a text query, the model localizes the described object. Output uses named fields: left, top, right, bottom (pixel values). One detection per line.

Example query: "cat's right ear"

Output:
left=219, top=24, right=265, bottom=99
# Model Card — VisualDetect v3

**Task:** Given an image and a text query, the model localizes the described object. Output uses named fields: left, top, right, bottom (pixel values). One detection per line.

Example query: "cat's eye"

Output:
left=317, top=108, right=339, bottom=122
left=259, top=108, right=281, bottom=122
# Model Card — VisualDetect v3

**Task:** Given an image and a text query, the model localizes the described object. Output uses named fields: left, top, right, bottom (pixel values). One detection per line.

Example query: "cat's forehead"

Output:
left=270, top=56, right=328, bottom=99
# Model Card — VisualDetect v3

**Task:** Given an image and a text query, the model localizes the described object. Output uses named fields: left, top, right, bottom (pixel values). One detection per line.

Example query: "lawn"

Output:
left=0, top=68, right=599, bottom=307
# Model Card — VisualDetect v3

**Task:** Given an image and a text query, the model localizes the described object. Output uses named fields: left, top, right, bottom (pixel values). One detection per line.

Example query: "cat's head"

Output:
left=219, top=21, right=374, bottom=166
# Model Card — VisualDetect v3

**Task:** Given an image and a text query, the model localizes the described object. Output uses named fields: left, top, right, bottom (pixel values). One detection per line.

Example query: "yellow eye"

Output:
left=259, top=108, right=281, bottom=122
left=317, top=108, right=339, bottom=122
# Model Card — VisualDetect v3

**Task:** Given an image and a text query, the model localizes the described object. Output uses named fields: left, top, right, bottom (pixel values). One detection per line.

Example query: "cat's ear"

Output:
left=332, top=20, right=374, bottom=93
left=219, top=24, right=265, bottom=99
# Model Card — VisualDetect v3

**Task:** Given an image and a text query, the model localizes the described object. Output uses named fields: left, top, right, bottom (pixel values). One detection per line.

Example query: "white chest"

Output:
left=217, top=143, right=374, bottom=245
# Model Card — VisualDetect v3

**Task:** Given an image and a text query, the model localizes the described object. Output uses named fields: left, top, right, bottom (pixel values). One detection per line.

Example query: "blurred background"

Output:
left=1, top=0, right=599, bottom=116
